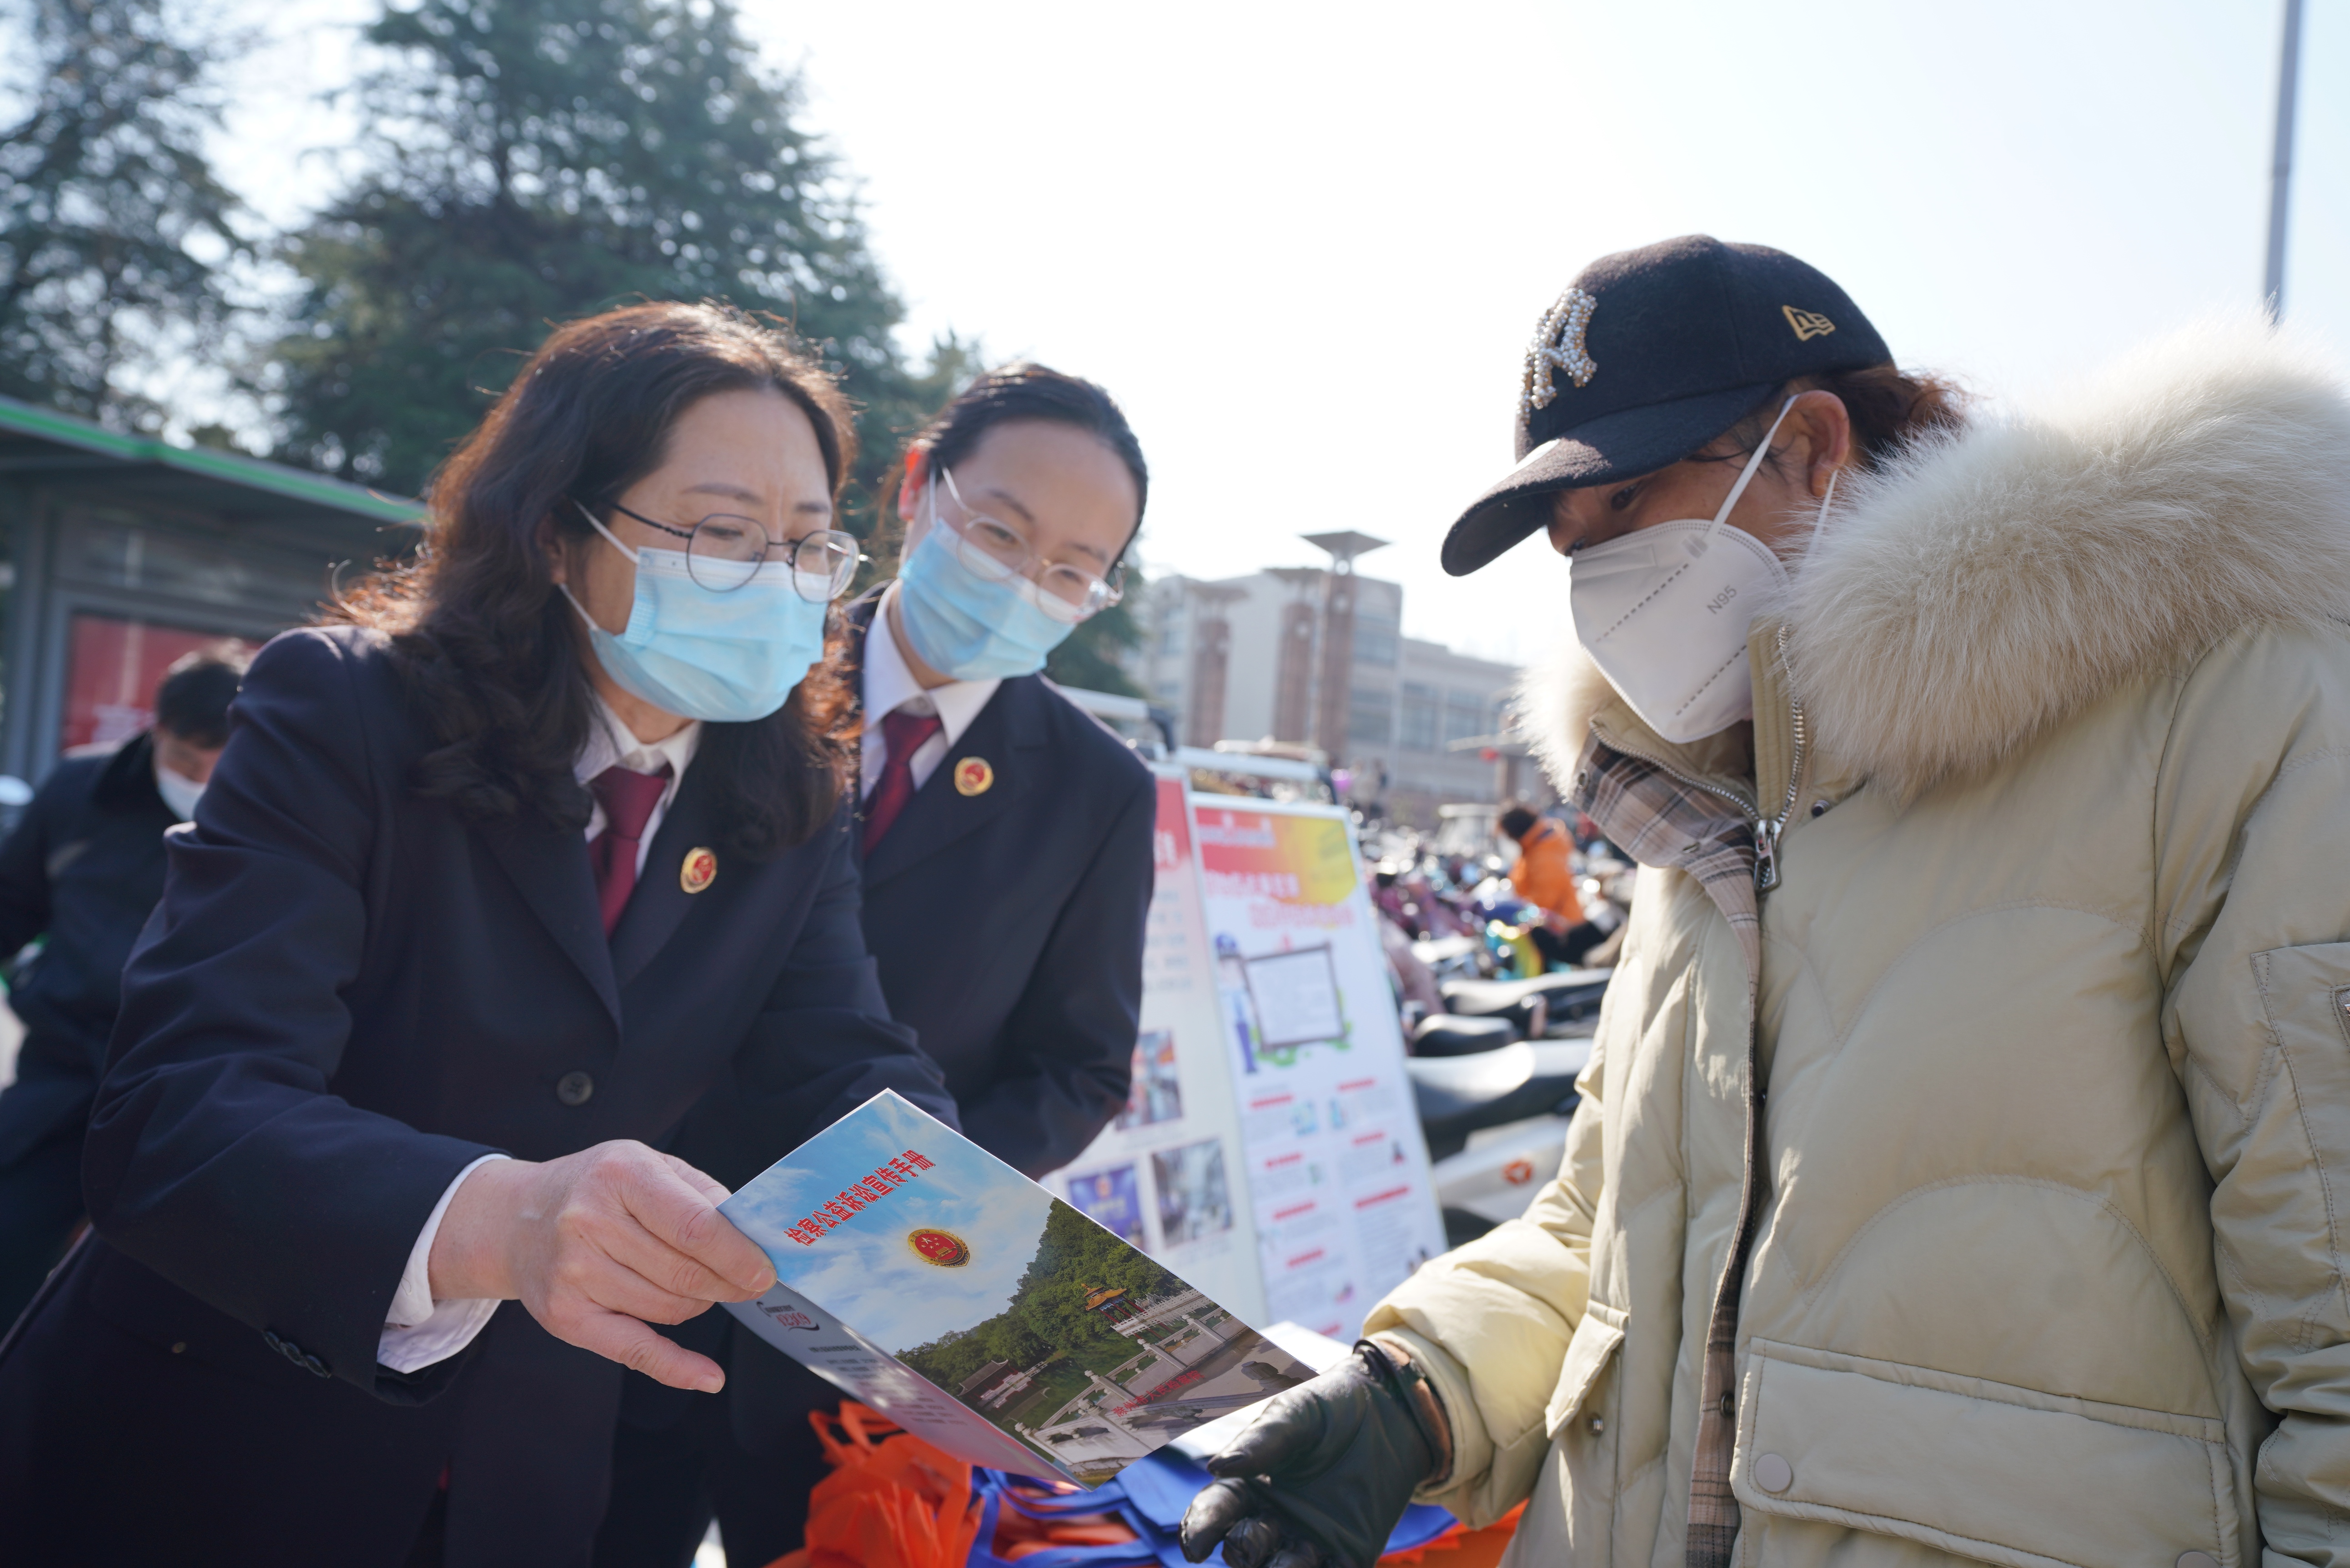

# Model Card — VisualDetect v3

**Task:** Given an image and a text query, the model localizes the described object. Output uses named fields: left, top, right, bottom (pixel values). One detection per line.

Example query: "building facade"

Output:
left=1134, top=566, right=1533, bottom=824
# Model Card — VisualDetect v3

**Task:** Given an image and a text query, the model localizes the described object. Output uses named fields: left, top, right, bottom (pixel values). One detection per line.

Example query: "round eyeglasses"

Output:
left=934, top=469, right=1125, bottom=623
left=609, top=503, right=862, bottom=600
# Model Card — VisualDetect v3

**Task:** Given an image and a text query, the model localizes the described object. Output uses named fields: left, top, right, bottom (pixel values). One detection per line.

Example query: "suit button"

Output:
left=556, top=1071, right=594, bottom=1106
left=1753, top=1452, right=1793, bottom=1493
left=2178, top=1555, right=2220, bottom=1568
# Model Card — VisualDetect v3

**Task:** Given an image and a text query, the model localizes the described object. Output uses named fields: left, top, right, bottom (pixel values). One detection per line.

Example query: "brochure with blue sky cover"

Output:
left=720, top=1091, right=1317, bottom=1487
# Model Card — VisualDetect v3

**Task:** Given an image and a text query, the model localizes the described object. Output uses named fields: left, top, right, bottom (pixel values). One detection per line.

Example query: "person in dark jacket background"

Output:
left=0, top=643, right=247, bottom=1327
left=597, top=364, right=1157, bottom=1568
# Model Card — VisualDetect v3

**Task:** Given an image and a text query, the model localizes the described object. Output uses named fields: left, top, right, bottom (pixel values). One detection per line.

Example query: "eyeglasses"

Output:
left=935, top=469, right=1125, bottom=623
left=610, top=503, right=863, bottom=600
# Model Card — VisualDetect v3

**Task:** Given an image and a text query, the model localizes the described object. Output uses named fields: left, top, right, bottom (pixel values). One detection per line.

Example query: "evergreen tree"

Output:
left=270, top=0, right=954, bottom=540
left=0, top=0, right=244, bottom=428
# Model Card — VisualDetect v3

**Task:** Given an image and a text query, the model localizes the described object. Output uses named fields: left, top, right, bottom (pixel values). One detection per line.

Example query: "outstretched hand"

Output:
left=1182, top=1341, right=1446, bottom=1568
left=427, top=1141, right=775, bottom=1392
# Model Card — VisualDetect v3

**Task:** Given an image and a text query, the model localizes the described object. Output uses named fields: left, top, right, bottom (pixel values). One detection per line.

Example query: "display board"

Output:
left=1044, top=781, right=1444, bottom=1341
left=1042, top=772, right=1267, bottom=1322
left=1191, top=798, right=1446, bottom=1337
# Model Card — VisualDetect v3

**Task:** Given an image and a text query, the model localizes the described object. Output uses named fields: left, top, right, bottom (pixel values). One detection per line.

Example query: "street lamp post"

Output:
left=2265, top=0, right=2306, bottom=317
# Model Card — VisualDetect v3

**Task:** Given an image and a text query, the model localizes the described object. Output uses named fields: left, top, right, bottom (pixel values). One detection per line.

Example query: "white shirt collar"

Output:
left=862, top=583, right=1000, bottom=745
left=576, top=689, right=701, bottom=785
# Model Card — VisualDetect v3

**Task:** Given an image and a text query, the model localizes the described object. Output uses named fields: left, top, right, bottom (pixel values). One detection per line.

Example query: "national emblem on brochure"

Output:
left=720, top=1090, right=1317, bottom=1487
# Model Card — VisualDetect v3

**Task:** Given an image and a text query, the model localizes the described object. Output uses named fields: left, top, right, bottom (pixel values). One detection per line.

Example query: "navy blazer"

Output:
left=680, top=593, right=1154, bottom=1187
left=0, top=731, right=179, bottom=1168
left=0, top=626, right=956, bottom=1568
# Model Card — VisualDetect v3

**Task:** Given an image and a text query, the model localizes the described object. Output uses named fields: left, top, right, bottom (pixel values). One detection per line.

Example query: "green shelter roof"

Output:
left=0, top=394, right=426, bottom=528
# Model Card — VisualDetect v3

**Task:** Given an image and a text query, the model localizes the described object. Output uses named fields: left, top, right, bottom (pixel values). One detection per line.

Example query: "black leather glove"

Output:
left=1181, top=1340, right=1444, bottom=1568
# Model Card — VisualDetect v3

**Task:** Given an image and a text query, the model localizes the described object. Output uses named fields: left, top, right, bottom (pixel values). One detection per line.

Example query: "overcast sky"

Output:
left=212, top=0, right=2346, bottom=664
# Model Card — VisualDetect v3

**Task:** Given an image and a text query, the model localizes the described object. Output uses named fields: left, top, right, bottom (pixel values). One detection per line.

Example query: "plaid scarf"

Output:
left=1567, top=731, right=1763, bottom=1568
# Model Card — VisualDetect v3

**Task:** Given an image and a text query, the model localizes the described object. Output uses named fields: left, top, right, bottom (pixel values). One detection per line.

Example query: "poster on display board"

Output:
left=1040, top=770, right=1267, bottom=1323
left=1190, top=797, right=1446, bottom=1339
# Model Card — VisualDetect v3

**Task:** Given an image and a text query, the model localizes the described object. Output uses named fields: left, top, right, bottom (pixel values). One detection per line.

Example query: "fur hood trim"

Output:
left=1525, top=316, right=2350, bottom=800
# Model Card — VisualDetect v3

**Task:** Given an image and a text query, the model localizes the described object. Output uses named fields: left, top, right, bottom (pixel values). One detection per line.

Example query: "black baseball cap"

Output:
left=1440, top=235, right=1890, bottom=576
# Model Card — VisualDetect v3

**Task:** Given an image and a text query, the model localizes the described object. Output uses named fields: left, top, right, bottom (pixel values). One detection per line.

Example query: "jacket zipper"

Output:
left=1589, top=629, right=1808, bottom=895
left=1751, top=627, right=1809, bottom=893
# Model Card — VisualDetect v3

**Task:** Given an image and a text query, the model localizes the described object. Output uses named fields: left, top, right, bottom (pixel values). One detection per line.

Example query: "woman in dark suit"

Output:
left=0, top=303, right=957, bottom=1568
left=598, top=364, right=1159, bottom=1568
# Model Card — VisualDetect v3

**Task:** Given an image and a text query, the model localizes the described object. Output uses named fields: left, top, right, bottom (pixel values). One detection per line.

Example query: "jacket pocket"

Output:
left=1732, top=1340, right=2237, bottom=1568
left=1543, top=1297, right=1626, bottom=1440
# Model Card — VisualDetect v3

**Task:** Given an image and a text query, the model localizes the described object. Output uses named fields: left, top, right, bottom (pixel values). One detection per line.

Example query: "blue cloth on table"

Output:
left=968, top=1452, right=1458, bottom=1568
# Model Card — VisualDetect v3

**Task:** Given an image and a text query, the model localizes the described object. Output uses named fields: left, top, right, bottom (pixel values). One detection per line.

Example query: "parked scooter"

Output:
left=1409, top=1038, right=1590, bottom=1249
left=1439, top=968, right=1611, bottom=1038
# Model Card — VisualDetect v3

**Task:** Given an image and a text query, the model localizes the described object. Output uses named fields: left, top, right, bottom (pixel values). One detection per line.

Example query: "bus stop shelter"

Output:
left=0, top=395, right=423, bottom=789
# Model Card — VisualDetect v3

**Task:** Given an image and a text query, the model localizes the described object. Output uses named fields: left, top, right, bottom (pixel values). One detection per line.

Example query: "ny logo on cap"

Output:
left=1782, top=305, right=1836, bottom=341
left=1521, top=287, right=1599, bottom=414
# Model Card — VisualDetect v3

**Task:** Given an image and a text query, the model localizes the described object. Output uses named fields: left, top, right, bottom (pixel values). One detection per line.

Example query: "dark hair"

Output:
left=335, top=301, right=859, bottom=859
left=882, top=362, right=1148, bottom=564
left=1498, top=804, right=1540, bottom=840
left=154, top=642, right=251, bottom=747
left=1704, top=362, right=1969, bottom=476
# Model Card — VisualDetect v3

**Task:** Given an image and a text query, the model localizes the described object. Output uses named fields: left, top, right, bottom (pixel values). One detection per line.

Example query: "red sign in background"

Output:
left=62, top=613, right=244, bottom=752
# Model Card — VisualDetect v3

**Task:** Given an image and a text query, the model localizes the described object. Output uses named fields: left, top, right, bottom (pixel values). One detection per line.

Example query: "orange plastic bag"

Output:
left=761, top=1404, right=984, bottom=1568
left=1379, top=1502, right=1525, bottom=1566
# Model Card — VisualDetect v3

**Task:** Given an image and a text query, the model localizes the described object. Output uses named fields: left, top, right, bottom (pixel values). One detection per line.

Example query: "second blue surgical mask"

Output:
left=893, top=490, right=1079, bottom=681
left=563, top=503, right=830, bottom=724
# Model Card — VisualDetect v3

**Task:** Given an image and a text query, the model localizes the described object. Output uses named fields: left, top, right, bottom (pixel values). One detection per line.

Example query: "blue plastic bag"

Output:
left=967, top=1452, right=1458, bottom=1568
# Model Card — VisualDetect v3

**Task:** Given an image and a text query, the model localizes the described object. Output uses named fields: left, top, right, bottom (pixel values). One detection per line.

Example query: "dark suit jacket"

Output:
left=0, top=731, right=179, bottom=1168
left=849, top=593, right=1155, bottom=1174
left=0, top=626, right=956, bottom=1568
left=683, top=592, right=1154, bottom=1185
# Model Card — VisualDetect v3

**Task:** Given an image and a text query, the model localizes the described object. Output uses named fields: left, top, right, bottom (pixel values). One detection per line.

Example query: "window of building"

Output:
left=1353, top=606, right=1400, bottom=667
left=1400, top=683, right=1440, bottom=752
left=1442, top=690, right=1487, bottom=744
left=1348, top=686, right=1394, bottom=746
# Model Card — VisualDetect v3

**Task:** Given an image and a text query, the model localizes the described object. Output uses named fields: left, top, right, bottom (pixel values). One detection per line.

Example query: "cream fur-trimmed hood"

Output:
left=1522, top=316, right=2350, bottom=800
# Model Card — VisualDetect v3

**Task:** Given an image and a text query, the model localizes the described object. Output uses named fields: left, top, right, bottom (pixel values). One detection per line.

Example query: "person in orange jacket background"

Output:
left=1499, top=802, right=1606, bottom=969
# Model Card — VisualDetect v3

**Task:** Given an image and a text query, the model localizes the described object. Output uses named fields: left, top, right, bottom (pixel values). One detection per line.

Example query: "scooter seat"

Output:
left=1409, top=1040, right=1591, bottom=1161
left=1410, top=1014, right=1519, bottom=1057
left=1441, top=969, right=1612, bottom=1033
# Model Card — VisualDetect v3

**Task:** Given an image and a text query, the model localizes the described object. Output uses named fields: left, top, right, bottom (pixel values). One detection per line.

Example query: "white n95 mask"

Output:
left=1568, top=397, right=1828, bottom=744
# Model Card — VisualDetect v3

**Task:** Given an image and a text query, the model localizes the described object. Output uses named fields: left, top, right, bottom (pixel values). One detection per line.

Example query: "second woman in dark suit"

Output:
left=598, top=365, right=1159, bottom=1566
left=0, top=303, right=958, bottom=1568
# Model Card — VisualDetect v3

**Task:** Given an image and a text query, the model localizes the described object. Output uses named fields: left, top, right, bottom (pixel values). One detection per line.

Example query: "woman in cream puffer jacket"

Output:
left=1361, top=318, right=2350, bottom=1568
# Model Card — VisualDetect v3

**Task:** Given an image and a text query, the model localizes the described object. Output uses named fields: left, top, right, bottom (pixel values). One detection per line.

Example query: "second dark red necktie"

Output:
left=863, top=707, right=943, bottom=854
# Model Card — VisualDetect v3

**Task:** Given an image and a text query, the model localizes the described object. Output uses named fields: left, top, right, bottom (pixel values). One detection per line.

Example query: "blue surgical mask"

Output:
left=894, top=493, right=1079, bottom=681
left=562, top=503, right=830, bottom=724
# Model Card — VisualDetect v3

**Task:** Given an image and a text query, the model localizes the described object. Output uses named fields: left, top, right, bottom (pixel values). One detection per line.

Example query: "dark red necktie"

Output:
left=588, top=764, right=671, bottom=936
left=863, top=707, right=942, bottom=854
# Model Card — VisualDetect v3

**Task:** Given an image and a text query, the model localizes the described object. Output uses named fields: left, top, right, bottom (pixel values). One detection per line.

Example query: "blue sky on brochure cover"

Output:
left=722, top=1092, right=1060, bottom=1357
